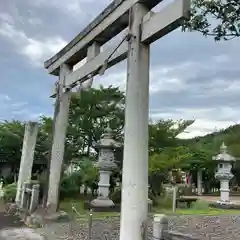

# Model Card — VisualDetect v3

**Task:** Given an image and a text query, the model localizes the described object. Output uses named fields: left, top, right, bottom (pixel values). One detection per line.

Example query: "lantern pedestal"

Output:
left=91, top=197, right=115, bottom=208
left=215, top=172, right=233, bottom=204
left=90, top=164, right=116, bottom=209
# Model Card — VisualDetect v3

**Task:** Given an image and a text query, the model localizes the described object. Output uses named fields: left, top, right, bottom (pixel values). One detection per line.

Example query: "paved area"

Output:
left=35, top=215, right=240, bottom=240
left=0, top=228, right=45, bottom=240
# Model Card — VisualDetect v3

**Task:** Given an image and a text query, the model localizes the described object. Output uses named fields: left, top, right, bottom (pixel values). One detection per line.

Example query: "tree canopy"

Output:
left=185, top=0, right=240, bottom=41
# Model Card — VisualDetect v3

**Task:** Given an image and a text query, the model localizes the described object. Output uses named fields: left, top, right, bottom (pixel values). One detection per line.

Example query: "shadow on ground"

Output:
left=0, top=212, right=24, bottom=230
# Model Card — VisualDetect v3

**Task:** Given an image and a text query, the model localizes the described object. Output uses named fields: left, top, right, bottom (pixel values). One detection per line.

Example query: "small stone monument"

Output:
left=20, top=181, right=40, bottom=214
left=0, top=180, right=4, bottom=200
left=91, top=127, right=121, bottom=209
left=212, top=142, right=236, bottom=204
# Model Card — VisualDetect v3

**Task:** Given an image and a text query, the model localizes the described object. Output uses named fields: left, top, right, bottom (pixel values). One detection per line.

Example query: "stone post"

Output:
left=152, top=214, right=168, bottom=240
left=47, top=63, right=72, bottom=212
left=91, top=127, right=121, bottom=208
left=20, top=181, right=31, bottom=210
left=186, top=172, right=192, bottom=188
left=120, top=3, right=150, bottom=240
left=0, top=180, right=4, bottom=200
left=15, top=122, right=38, bottom=205
left=29, top=184, right=40, bottom=214
left=172, top=185, right=177, bottom=213
left=213, top=142, right=236, bottom=204
left=197, top=169, right=203, bottom=196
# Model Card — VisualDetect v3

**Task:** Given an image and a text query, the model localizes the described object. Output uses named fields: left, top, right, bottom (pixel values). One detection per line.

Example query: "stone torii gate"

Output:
left=44, top=0, right=190, bottom=239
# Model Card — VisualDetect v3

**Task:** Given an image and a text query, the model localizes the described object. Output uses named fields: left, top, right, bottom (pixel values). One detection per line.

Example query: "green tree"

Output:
left=68, top=85, right=125, bottom=160
left=77, top=157, right=99, bottom=195
left=0, top=120, right=24, bottom=177
left=149, top=119, right=194, bottom=154
left=149, top=145, right=193, bottom=197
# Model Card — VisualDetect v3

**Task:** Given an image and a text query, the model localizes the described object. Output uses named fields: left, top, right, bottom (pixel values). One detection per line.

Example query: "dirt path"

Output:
left=0, top=202, right=24, bottom=230
left=0, top=212, right=24, bottom=230
left=0, top=202, right=44, bottom=240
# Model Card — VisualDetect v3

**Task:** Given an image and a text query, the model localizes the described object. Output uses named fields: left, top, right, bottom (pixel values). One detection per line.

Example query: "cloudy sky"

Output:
left=0, top=0, right=239, bottom=139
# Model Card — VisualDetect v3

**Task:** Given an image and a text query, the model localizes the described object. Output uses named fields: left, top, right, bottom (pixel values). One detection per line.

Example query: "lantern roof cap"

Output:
left=212, top=141, right=236, bottom=162
left=95, top=126, right=122, bottom=148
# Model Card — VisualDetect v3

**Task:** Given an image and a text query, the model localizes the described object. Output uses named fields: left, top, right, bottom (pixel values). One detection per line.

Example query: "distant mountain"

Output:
left=183, top=124, right=240, bottom=158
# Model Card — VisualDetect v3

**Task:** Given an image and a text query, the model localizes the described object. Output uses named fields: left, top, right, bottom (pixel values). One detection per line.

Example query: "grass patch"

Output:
left=154, top=200, right=240, bottom=216
left=59, top=198, right=119, bottom=221
left=157, top=208, right=240, bottom=216
left=60, top=198, right=240, bottom=220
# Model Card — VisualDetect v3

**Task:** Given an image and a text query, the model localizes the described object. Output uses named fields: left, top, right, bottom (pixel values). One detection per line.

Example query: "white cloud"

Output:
left=213, top=54, right=229, bottom=63
left=0, top=13, right=14, bottom=24
left=10, top=102, right=28, bottom=109
left=21, top=37, right=67, bottom=66
left=200, top=79, right=240, bottom=98
left=149, top=66, right=187, bottom=93
left=178, top=119, right=237, bottom=139
left=94, top=70, right=127, bottom=91
left=150, top=106, right=240, bottom=138
left=92, top=62, right=192, bottom=94
left=90, top=64, right=238, bottom=139
left=28, top=0, right=84, bottom=16
left=0, top=21, right=67, bottom=66
left=0, top=94, right=11, bottom=101
left=27, top=18, right=42, bottom=26
left=10, top=107, right=43, bottom=122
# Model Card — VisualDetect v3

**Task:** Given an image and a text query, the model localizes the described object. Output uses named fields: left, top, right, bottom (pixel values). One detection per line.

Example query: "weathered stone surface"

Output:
left=15, top=122, right=38, bottom=205
left=91, top=198, right=115, bottom=208
left=0, top=228, right=45, bottom=240
left=25, top=210, right=70, bottom=229
left=168, top=231, right=199, bottom=240
left=210, top=202, right=240, bottom=209
left=4, top=203, right=19, bottom=215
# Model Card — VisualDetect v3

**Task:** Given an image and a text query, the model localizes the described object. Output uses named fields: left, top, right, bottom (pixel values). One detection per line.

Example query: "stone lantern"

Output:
left=212, top=142, right=236, bottom=204
left=91, top=127, right=121, bottom=208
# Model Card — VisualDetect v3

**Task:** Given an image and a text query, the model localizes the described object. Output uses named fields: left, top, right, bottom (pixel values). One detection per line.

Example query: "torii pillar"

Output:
left=47, top=64, right=72, bottom=212
left=120, top=4, right=150, bottom=240
left=47, top=44, right=100, bottom=212
left=15, top=121, right=39, bottom=205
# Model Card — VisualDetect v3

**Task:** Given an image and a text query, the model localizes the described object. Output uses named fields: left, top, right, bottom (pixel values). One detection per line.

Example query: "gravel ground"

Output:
left=35, top=215, right=240, bottom=240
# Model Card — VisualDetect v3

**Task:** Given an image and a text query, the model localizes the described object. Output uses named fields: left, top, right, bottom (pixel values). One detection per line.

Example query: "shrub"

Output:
left=60, top=172, right=82, bottom=199
left=177, top=185, right=193, bottom=197
left=110, top=186, right=158, bottom=205
left=148, top=190, right=156, bottom=204
left=191, top=200, right=209, bottom=210
left=110, top=187, right=121, bottom=203
left=3, top=183, right=17, bottom=203
left=156, top=190, right=173, bottom=209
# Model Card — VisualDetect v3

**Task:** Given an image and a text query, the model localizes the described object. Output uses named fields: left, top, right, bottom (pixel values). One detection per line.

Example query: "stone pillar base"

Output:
left=216, top=200, right=232, bottom=205
left=90, top=197, right=115, bottom=208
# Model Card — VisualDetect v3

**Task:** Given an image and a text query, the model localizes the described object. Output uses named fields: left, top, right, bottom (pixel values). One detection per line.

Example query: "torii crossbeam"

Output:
left=44, top=0, right=190, bottom=240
